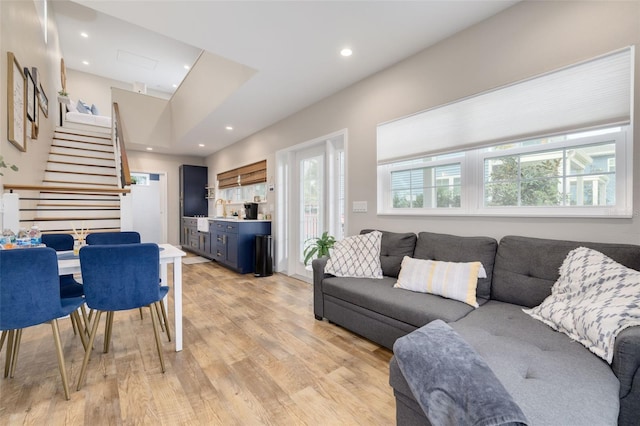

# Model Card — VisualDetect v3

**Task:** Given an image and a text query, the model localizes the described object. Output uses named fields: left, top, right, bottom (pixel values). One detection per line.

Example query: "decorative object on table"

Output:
left=71, top=222, right=87, bottom=255
left=24, top=67, right=36, bottom=122
left=38, top=81, right=48, bottom=117
left=303, top=231, right=336, bottom=266
left=7, top=52, right=26, bottom=152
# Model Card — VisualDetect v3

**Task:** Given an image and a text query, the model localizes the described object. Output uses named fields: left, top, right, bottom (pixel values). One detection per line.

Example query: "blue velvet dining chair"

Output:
left=84, top=231, right=170, bottom=340
left=42, top=233, right=84, bottom=298
left=85, top=231, right=140, bottom=245
left=0, top=247, right=86, bottom=400
left=41, top=233, right=89, bottom=338
left=77, top=243, right=169, bottom=390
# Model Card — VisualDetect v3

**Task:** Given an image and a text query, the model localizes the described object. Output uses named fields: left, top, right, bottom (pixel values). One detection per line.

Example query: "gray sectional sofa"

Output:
left=312, top=231, right=640, bottom=425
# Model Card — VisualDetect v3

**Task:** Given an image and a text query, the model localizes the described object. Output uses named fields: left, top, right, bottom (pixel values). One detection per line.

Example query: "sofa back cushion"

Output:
left=360, top=229, right=417, bottom=278
left=413, top=232, right=498, bottom=301
left=492, top=235, right=640, bottom=307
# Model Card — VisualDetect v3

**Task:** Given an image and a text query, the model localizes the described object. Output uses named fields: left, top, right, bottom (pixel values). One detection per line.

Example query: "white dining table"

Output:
left=57, top=243, right=187, bottom=351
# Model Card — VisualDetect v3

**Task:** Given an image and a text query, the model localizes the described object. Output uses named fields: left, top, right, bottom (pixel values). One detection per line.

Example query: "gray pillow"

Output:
left=360, top=229, right=417, bottom=278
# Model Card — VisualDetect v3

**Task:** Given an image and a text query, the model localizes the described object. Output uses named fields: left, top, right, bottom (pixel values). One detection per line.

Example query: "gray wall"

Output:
left=207, top=0, right=640, bottom=245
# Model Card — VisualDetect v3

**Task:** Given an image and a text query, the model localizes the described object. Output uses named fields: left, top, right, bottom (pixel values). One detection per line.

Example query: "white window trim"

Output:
left=377, top=127, right=632, bottom=218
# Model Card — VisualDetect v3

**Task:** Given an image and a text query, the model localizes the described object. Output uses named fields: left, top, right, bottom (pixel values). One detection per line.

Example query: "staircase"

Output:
left=6, top=126, right=127, bottom=235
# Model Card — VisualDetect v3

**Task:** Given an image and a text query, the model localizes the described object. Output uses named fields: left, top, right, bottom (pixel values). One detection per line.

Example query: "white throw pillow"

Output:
left=325, top=231, right=383, bottom=279
left=524, top=247, right=640, bottom=363
left=394, top=256, right=486, bottom=307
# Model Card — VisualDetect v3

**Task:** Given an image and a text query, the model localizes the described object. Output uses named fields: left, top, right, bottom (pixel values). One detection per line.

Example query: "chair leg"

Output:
left=0, top=330, right=6, bottom=352
left=4, top=330, right=15, bottom=378
left=148, top=305, right=165, bottom=373
left=153, top=303, right=165, bottom=332
left=70, top=315, right=78, bottom=335
left=80, top=304, right=90, bottom=335
left=50, top=319, right=71, bottom=400
left=104, top=312, right=114, bottom=353
left=139, top=308, right=144, bottom=320
left=72, top=310, right=88, bottom=351
left=77, top=310, right=103, bottom=391
left=9, top=329, right=22, bottom=378
left=157, top=301, right=171, bottom=342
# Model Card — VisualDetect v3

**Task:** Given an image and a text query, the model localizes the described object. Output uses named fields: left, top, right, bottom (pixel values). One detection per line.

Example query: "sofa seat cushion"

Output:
left=322, top=276, right=475, bottom=328
left=452, top=301, right=619, bottom=425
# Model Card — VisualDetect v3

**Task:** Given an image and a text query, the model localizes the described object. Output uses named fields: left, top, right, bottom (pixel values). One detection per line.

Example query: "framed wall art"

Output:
left=24, top=67, right=36, bottom=122
left=7, top=52, right=26, bottom=152
left=38, top=81, right=48, bottom=117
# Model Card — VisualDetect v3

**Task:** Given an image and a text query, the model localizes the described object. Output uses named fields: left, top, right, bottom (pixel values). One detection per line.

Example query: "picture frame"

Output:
left=7, top=52, right=26, bottom=152
left=38, top=82, right=48, bottom=117
left=24, top=67, right=36, bottom=122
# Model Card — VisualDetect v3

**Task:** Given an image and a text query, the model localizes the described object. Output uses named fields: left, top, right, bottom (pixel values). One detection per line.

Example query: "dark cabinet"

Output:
left=213, top=220, right=271, bottom=274
left=180, top=164, right=207, bottom=214
left=181, top=218, right=212, bottom=257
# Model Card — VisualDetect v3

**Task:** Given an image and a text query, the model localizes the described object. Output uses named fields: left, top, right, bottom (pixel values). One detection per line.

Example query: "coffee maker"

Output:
left=243, top=202, right=258, bottom=220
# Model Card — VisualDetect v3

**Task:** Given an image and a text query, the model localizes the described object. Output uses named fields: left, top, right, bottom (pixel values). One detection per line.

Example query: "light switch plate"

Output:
left=352, top=201, right=368, bottom=213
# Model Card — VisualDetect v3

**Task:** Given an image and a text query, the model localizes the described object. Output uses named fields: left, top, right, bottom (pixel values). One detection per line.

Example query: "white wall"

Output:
left=0, top=0, right=63, bottom=190
left=207, top=0, right=640, bottom=245
left=112, top=87, right=171, bottom=150
left=66, top=68, right=170, bottom=116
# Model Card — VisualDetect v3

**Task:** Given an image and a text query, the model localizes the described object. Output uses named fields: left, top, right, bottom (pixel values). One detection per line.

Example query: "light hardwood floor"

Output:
left=0, top=257, right=395, bottom=425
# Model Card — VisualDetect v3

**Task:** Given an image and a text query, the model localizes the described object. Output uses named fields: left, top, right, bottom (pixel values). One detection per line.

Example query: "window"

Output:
left=377, top=47, right=633, bottom=218
left=377, top=126, right=631, bottom=217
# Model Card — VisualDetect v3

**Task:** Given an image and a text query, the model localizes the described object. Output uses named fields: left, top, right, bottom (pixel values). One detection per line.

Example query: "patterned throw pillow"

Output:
left=325, top=231, right=383, bottom=279
left=524, top=247, right=640, bottom=363
left=394, top=256, right=486, bottom=307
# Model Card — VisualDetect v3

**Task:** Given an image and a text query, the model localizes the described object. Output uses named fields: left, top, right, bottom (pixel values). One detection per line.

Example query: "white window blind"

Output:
left=377, top=47, right=634, bottom=164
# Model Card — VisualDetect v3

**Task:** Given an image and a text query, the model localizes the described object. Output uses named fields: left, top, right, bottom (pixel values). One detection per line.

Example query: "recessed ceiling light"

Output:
left=183, top=65, right=190, bottom=70
left=198, top=144, right=205, bottom=147
left=82, top=60, right=89, bottom=65
left=340, top=48, right=353, bottom=57
left=80, top=32, right=88, bottom=38
left=146, top=147, right=153, bottom=151
left=172, top=84, right=177, bottom=88
left=225, top=126, right=233, bottom=131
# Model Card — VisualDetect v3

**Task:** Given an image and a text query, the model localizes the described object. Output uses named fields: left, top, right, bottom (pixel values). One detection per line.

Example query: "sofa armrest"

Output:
left=312, top=257, right=331, bottom=319
left=613, top=325, right=640, bottom=425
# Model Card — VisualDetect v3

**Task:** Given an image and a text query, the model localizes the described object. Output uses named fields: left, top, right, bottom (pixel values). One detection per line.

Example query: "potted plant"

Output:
left=303, top=231, right=336, bottom=266
left=57, top=90, right=70, bottom=105
left=0, top=156, right=18, bottom=176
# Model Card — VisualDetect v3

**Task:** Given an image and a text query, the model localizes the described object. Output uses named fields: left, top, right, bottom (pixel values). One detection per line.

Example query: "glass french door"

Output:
left=291, top=136, right=345, bottom=278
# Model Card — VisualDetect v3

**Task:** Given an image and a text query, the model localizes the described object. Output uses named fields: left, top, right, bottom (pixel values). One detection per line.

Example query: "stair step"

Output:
left=43, top=178, right=120, bottom=187
left=52, top=139, right=114, bottom=153
left=48, top=154, right=115, bottom=168
left=26, top=219, right=122, bottom=233
left=46, top=163, right=116, bottom=173
left=50, top=146, right=114, bottom=160
left=28, top=209, right=119, bottom=219
left=37, top=202, right=120, bottom=208
left=55, top=128, right=112, bottom=141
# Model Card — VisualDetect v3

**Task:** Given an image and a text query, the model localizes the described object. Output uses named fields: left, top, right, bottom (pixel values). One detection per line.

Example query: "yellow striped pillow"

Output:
left=394, top=256, right=485, bottom=307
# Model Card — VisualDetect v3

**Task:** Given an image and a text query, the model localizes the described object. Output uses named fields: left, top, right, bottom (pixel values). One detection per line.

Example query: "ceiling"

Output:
left=56, top=0, right=518, bottom=157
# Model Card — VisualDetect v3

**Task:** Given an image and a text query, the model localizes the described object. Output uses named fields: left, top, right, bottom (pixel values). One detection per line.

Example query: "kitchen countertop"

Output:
left=183, top=216, right=271, bottom=223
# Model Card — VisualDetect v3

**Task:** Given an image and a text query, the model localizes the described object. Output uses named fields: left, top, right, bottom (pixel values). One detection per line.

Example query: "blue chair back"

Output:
left=79, top=243, right=161, bottom=311
left=0, top=248, right=67, bottom=330
left=42, top=234, right=74, bottom=251
left=42, top=233, right=84, bottom=298
left=86, top=231, right=141, bottom=245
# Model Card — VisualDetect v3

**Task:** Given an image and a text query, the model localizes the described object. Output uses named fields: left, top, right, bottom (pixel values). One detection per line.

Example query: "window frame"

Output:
left=377, top=126, right=632, bottom=218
